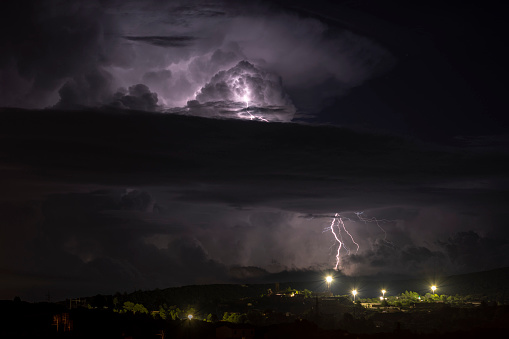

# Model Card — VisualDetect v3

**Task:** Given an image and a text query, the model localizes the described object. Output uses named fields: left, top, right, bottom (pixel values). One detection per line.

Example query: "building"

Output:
left=361, top=302, right=382, bottom=309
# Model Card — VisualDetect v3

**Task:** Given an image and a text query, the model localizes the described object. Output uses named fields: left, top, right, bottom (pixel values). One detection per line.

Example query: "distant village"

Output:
left=1, top=281, right=507, bottom=338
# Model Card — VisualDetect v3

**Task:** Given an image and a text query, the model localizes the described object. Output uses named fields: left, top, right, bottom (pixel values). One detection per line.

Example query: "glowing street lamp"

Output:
left=382, top=289, right=386, bottom=299
left=352, top=290, right=357, bottom=302
left=431, top=285, right=437, bottom=294
left=326, top=276, right=333, bottom=292
left=188, top=314, right=193, bottom=321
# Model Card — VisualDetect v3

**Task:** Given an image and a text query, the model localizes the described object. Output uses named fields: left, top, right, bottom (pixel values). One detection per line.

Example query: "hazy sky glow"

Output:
left=0, top=0, right=508, bottom=301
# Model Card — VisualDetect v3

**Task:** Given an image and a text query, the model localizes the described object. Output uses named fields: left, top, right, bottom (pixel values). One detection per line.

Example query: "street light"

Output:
left=431, top=285, right=437, bottom=294
left=188, top=314, right=193, bottom=321
left=326, top=276, right=333, bottom=292
left=382, top=289, right=386, bottom=299
left=352, top=290, right=357, bottom=302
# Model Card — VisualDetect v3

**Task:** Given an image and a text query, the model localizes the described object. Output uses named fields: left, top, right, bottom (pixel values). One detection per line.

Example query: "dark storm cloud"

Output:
left=120, top=189, right=158, bottom=212
left=437, top=231, right=509, bottom=273
left=0, top=189, right=229, bottom=300
left=0, top=0, right=133, bottom=108
left=124, top=35, right=198, bottom=47
left=170, top=4, right=227, bottom=18
left=340, top=230, right=509, bottom=277
left=54, top=69, right=114, bottom=109
left=1, top=0, right=393, bottom=117
left=1, top=0, right=508, bottom=300
left=1, top=108, right=508, bottom=300
left=110, top=84, right=159, bottom=110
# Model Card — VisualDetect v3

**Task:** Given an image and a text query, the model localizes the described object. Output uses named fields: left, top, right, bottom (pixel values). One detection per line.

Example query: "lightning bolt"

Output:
left=326, top=212, right=393, bottom=270
left=239, top=109, right=269, bottom=122
left=329, top=213, right=343, bottom=270
left=326, top=213, right=360, bottom=270
left=229, top=77, right=270, bottom=122
left=354, top=211, right=393, bottom=244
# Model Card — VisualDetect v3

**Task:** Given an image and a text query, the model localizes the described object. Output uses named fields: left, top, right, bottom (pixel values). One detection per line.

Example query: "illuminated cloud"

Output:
left=0, top=0, right=393, bottom=121
left=1, top=0, right=506, bottom=301
left=169, top=60, right=297, bottom=122
left=196, top=60, right=292, bottom=107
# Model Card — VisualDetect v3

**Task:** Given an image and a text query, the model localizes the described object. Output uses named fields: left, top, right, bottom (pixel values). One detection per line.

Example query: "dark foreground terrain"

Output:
left=2, top=294, right=509, bottom=338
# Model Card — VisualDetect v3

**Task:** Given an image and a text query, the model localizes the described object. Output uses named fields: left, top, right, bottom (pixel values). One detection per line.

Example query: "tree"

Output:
left=302, top=289, right=312, bottom=298
left=158, top=306, right=167, bottom=320
left=122, top=301, right=148, bottom=314
left=401, top=291, right=420, bottom=301
left=132, top=303, right=148, bottom=314
left=223, top=312, right=247, bottom=324
left=123, top=301, right=135, bottom=313
left=168, top=307, right=182, bottom=320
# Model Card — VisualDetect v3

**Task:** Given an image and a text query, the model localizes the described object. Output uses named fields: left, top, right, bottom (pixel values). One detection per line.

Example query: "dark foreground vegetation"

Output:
left=3, top=267, right=509, bottom=338
left=2, top=287, right=509, bottom=339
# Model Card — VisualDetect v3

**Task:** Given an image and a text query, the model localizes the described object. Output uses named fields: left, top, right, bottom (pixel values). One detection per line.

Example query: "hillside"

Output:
left=82, top=267, right=509, bottom=311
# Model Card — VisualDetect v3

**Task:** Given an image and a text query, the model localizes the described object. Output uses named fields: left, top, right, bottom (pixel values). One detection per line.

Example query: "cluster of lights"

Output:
left=324, top=276, right=439, bottom=303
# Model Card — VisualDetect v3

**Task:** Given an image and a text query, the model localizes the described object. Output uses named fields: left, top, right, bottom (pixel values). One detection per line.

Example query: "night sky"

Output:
left=1, top=0, right=508, bottom=301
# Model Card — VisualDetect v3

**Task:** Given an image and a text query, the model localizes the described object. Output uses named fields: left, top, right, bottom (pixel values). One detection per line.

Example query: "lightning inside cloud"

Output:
left=326, top=212, right=394, bottom=270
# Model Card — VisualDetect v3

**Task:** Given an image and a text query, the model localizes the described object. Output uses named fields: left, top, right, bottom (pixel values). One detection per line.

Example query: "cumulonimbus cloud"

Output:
left=196, top=60, right=292, bottom=107
left=1, top=0, right=394, bottom=122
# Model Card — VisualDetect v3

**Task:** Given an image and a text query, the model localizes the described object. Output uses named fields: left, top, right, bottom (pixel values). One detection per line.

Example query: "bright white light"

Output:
left=326, top=276, right=333, bottom=283
left=188, top=314, right=193, bottom=320
left=191, top=60, right=296, bottom=122
left=352, top=289, right=357, bottom=296
left=431, top=285, right=437, bottom=293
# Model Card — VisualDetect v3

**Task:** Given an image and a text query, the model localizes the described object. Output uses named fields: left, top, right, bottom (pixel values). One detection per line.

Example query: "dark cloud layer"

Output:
left=124, top=35, right=198, bottom=48
left=1, top=0, right=508, bottom=301
left=1, top=108, right=508, bottom=300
